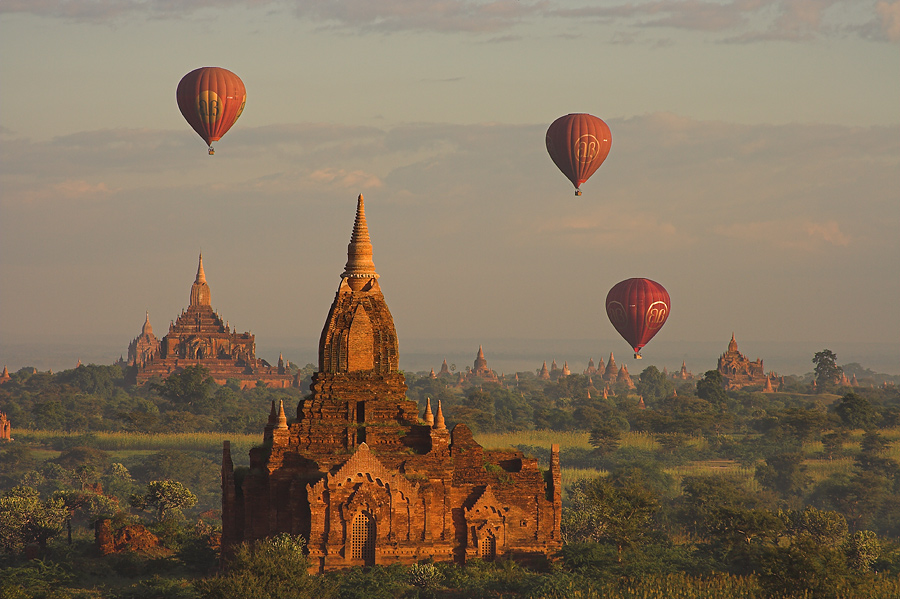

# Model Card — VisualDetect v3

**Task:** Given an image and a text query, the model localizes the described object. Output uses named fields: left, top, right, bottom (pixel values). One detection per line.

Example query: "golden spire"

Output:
left=434, top=399, right=447, bottom=430
left=190, top=253, right=211, bottom=306
left=196, top=253, right=206, bottom=284
left=342, top=195, right=379, bottom=290
left=275, top=400, right=288, bottom=430
left=423, top=397, right=434, bottom=426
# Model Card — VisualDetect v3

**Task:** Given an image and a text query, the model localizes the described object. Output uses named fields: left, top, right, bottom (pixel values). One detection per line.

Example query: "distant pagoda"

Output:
left=128, top=254, right=293, bottom=389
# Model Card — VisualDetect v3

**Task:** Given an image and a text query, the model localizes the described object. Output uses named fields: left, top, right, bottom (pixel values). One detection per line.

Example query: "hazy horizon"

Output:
left=2, top=333, right=897, bottom=379
left=2, top=1, right=898, bottom=379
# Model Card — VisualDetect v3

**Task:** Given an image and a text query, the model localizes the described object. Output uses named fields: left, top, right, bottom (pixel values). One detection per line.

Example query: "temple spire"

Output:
left=275, top=400, right=288, bottom=430
left=434, top=399, right=447, bottom=430
left=196, top=253, right=207, bottom=284
left=342, top=195, right=379, bottom=290
left=142, top=311, right=153, bottom=336
left=423, top=397, right=434, bottom=426
left=190, top=253, right=211, bottom=306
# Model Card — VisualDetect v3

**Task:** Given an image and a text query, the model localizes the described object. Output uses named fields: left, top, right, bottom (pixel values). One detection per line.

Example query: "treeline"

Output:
left=1, top=358, right=900, bottom=597
left=0, top=363, right=314, bottom=434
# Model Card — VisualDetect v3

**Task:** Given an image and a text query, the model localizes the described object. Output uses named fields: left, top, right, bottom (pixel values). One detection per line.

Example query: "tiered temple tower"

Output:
left=464, top=345, right=499, bottom=384
left=222, top=196, right=562, bottom=571
left=129, top=255, right=292, bottom=389
left=717, top=333, right=766, bottom=389
left=127, top=312, right=160, bottom=366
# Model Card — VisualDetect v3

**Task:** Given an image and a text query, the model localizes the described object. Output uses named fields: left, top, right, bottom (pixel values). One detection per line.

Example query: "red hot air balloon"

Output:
left=177, top=67, right=246, bottom=155
left=546, top=113, right=612, bottom=195
left=606, top=278, right=670, bottom=358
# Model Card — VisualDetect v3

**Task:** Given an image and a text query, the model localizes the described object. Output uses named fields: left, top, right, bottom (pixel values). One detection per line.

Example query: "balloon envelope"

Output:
left=177, top=67, right=246, bottom=152
left=545, top=113, right=612, bottom=194
left=606, top=278, right=670, bottom=357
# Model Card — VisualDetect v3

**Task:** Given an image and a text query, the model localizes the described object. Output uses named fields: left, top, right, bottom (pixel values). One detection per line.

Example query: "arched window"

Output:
left=479, top=532, right=496, bottom=561
left=351, top=511, right=376, bottom=565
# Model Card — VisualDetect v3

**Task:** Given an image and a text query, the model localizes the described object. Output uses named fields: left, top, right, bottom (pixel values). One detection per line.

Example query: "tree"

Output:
left=150, top=365, right=214, bottom=409
left=0, top=485, right=67, bottom=553
left=130, top=480, right=197, bottom=522
left=844, top=530, right=880, bottom=572
left=813, top=349, right=842, bottom=392
left=196, top=534, right=322, bottom=599
left=696, top=370, right=728, bottom=406
left=588, top=422, right=623, bottom=456
left=821, top=429, right=851, bottom=460
left=561, top=475, right=659, bottom=559
left=756, top=452, right=810, bottom=501
left=636, top=366, right=674, bottom=403
left=833, top=392, right=879, bottom=430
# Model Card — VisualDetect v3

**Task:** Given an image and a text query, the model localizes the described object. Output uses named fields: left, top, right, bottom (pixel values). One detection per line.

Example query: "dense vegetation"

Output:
left=0, top=356, right=898, bottom=598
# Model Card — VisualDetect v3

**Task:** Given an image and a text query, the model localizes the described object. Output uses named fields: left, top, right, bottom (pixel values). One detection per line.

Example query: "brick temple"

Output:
left=222, top=195, right=562, bottom=571
left=127, top=255, right=293, bottom=389
left=717, top=333, right=766, bottom=389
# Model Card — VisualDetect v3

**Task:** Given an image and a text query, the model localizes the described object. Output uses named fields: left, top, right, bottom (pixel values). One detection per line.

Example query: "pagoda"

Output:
left=129, top=255, right=293, bottom=389
left=222, top=196, right=562, bottom=571
left=716, top=334, right=766, bottom=389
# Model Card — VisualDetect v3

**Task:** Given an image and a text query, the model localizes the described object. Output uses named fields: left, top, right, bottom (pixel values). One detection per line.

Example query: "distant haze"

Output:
left=2, top=334, right=897, bottom=379
left=1, top=2, right=898, bottom=378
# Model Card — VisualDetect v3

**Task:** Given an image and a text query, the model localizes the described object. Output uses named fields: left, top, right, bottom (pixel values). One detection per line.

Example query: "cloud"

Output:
left=2, top=0, right=545, bottom=32
left=19, top=179, right=116, bottom=203
left=534, top=208, right=691, bottom=251
left=872, top=0, right=900, bottom=41
left=307, top=168, right=384, bottom=188
left=6, top=0, right=893, bottom=41
left=715, top=219, right=852, bottom=251
left=291, top=0, right=547, bottom=33
left=550, top=0, right=893, bottom=43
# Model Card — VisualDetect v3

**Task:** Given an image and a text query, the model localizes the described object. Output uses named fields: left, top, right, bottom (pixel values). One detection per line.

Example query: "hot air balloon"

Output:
left=606, top=278, right=670, bottom=359
left=176, top=67, right=246, bottom=155
left=545, top=113, right=612, bottom=195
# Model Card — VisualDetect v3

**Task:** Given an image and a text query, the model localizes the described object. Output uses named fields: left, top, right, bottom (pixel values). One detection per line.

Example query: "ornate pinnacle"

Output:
left=342, top=195, right=379, bottom=285
left=275, top=400, right=288, bottom=430
left=423, top=397, right=434, bottom=426
left=196, top=253, right=206, bottom=284
left=434, top=399, right=447, bottom=430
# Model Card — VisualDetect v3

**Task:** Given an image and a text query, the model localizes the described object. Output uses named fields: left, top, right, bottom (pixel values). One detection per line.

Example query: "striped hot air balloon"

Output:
left=177, top=67, right=246, bottom=155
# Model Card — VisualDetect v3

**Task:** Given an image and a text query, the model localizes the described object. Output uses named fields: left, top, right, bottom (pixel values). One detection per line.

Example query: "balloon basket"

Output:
left=574, top=190, right=582, bottom=196
left=208, top=147, right=215, bottom=155
left=634, top=353, right=642, bottom=359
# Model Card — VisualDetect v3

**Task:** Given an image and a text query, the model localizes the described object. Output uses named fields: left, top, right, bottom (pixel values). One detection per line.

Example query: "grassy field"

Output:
left=12, top=427, right=900, bottom=496
left=13, top=429, right=261, bottom=463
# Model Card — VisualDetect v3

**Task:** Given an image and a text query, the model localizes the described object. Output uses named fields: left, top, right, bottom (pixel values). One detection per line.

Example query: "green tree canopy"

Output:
left=636, top=366, right=674, bottom=404
left=833, top=392, right=880, bottom=430
left=150, top=365, right=215, bottom=409
left=0, top=485, right=67, bottom=553
left=130, top=480, right=197, bottom=522
left=813, top=349, right=843, bottom=392
left=696, top=370, right=728, bottom=406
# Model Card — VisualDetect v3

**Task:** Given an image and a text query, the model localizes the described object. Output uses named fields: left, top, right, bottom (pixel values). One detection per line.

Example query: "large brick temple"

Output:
left=221, top=195, right=562, bottom=571
left=127, top=255, right=293, bottom=389
left=717, top=333, right=767, bottom=389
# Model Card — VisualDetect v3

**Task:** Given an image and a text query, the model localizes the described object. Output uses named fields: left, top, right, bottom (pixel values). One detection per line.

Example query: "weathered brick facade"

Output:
left=222, top=195, right=562, bottom=571
left=128, top=255, right=294, bottom=389
left=717, top=334, right=766, bottom=389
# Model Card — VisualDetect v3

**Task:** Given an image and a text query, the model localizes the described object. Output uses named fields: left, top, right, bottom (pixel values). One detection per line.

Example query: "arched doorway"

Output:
left=479, top=532, right=496, bottom=561
left=350, top=511, right=376, bottom=565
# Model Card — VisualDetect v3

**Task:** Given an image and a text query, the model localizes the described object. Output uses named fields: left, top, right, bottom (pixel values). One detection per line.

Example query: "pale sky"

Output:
left=2, top=1, right=899, bottom=376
